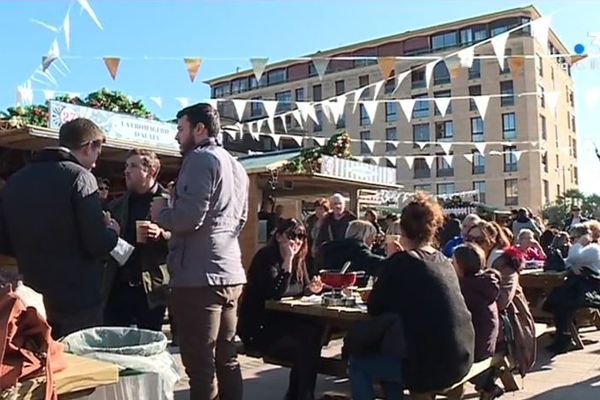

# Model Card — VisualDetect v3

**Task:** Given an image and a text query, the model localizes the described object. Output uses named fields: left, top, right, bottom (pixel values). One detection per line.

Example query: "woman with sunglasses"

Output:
left=238, top=218, right=325, bottom=400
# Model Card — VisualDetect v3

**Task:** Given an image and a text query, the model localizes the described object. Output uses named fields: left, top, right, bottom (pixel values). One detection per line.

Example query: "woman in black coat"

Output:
left=238, top=218, right=324, bottom=400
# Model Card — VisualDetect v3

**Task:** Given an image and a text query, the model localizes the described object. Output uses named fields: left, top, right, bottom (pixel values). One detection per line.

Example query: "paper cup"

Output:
left=136, top=220, right=151, bottom=243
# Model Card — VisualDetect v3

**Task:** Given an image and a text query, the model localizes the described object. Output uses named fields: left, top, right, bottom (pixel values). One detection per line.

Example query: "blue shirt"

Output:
left=442, top=236, right=464, bottom=257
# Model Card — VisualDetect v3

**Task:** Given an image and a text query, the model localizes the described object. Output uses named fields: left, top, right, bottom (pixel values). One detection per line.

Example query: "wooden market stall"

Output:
left=237, top=149, right=401, bottom=268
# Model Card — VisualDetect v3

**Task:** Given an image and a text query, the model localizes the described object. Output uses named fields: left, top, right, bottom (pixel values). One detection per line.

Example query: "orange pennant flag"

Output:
left=378, top=57, right=396, bottom=78
left=450, top=67, right=460, bottom=80
left=509, top=57, right=524, bottom=76
left=184, top=58, right=202, bottom=83
left=103, top=57, right=121, bottom=80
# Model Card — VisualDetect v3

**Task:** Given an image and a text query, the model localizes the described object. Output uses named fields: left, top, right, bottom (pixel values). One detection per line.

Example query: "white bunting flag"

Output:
left=363, top=140, right=377, bottom=153
left=250, top=58, right=268, bottom=82
left=63, top=9, right=71, bottom=50
left=30, top=19, right=57, bottom=32
left=249, top=123, right=260, bottom=140
left=312, top=58, right=330, bottom=80
left=372, top=80, right=384, bottom=99
left=439, top=142, right=452, bottom=155
left=424, top=155, right=436, bottom=169
left=280, top=116, right=288, bottom=133
left=236, top=122, right=244, bottom=138
left=231, top=99, right=248, bottom=121
left=313, top=137, right=326, bottom=146
left=416, top=142, right=428, bottom=150
left=489, top=150, right=502, bottom=156
left=463, top=153, right=474, bottom=163
left=491, top=32, right=510, bottom=69
left=458, top=47, right=475, bottom=68
left=393, top=70, right=410, bottom=94
left=330, top=95, right=347, bottom=123
left=353, top=86, right=367, bottom=113
left=320, top=101, right=336, bottom=123
left=16, top=81, right=33, bottom=106
left=398, top=99, right=416, bottom=122
left=291, top=110, right=304, bottom=128
left=267, top=118, right=275, bottom=134
left=443, top=154, right=454, bottom=166
left=77, top=0, right=103, bottom=30
left=176, top=97, right=190, bottom=108
left=514, top=150, right=523, bottom=162
left=42, top=40, right=60, bottom=72
left=546, top=91, right=560, bottom=114
left=585, top=89, right=600, bottom=109
left=425, top=59, right=440, bottom=88
left=474, top=143, right=487, bottom=155
left=385, top=156, right=397, bottom=167
left=434, top=97, right=452, bottom=117
left=361, top=101, right=379, bottom=123
left=270, top=133, right=281, bottom=147
left=149, top=97, right=162, bottom=108
left=473, top=96, right=490, bottom=120
left=262, top=101, right=278, bottom=120
left=43, top=90, right=55, bottom=101
left=297, top=102, right=318, bottom=124
left=531, top=16, right=551, bottom=52
left=405, top=156, right=415, bottom=169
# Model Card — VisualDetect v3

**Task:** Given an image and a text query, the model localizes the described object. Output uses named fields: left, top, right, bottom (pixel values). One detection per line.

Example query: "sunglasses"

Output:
left=287, top=231, right=306, bottom=241
left=99, top=186, right=109, bottom=191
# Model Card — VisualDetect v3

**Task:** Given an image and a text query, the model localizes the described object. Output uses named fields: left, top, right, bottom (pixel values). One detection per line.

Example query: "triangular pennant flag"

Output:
left=262, top=101, right=278, bottom=120
left=231, top=99, right=248, bottom=121
left=77, top=0, right=103, bottom=30
left=443, top=154, right=454, bottom=166
left=531, top=16, right=551, bottom=52
left=149, top=97, right=162, bottom=108
left=103, top=57, right=121, bottom=80
left=42, top=40, right=60, bottom=72
left=416, top=141, right=428, bottom=150
left=320, top=100, right=336, bottom=123
left=514, top=150, right=523, bottom=162
left=378, top=57, right=396, bottom=78
left=266, top=118, right=276, bottom=134
left=291, top=110, right=304, bottom=128
left=444, top=55, right=462, bottom=80
left=312, top=58, right=330, bottom=80
left=43, top=90, right=55, bottom=101
left=405, top=156, right=415, bottom=169
left=546, top=91, right=560, bottom=113
left=250, top=58, right=268, bottom=82
left=509, top=58, right=524, bottom=75
left=372, top=81, right=384, bottom=99
left=385, top=156, right=397, bottom=167
left=297, top=102, right=318, bottom=124
left=463, top=153, right=474, bottom=163
left=313, top=137, right=326, bottom=146
left=458, top=47, right=475, bottom=68
left=393, top=70, right=410, bottom=94
left=425, top=59, right=440, bottom=88
left=361, top=101, right=379, bottom=123
left=474, top=143, right=487, bottom=155
left=176, top=97, right=190, bottom=108
left=491, top=32, right=510, bottom=69
left=329, top=95, right=347, bottom=123
left=473, top=96, right=490, bottom=120
left=270, top=133, right=281, bottom=147
left=63, top=9, right=71, bottom=50
left=280, top=116, right=288, bottom=133
left=353, top=87, right=367, bottom=113
left=184, top=58, right=202, bottom=83
left=439, top=142, right=452, bottom=155
left=398, top=99, right=416, bottom=122
left=16, top=81, right=33, bottom=106
left=434, top=97, right=452, bottom=117
left=424, top=155, right=436, bottom=169
left=363, top=140, right=376, bottom=153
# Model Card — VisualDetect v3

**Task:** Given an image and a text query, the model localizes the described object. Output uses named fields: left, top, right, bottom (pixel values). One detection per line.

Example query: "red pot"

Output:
left=320, top=271, right=358, bottom=288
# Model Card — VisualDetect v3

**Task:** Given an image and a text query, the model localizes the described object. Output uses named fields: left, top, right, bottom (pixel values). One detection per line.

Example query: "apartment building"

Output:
left=206, top=5, right=579, bottom=212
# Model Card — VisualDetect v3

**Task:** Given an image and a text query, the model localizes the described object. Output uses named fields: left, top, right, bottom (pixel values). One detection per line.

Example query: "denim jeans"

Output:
left=349, top=354, right=404, bottom=400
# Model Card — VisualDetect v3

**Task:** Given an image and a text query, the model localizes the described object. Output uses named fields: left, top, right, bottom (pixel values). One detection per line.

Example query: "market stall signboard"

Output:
left=49, top=101, right=179, bottom=154
left=319, top=156, right=396, bottom=186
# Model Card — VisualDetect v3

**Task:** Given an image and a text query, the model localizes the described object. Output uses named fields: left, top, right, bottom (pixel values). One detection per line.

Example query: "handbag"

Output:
left=0, top=285, right=67, bottom=399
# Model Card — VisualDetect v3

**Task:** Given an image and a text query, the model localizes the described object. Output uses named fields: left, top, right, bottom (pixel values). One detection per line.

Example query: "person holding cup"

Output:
left=104, top=149, right=171, bottom=332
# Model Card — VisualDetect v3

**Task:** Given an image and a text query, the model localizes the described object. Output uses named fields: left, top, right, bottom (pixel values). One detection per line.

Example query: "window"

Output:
left=557, top=184, right=561, bottom=198
left=313, top=110, right=323, bottom=132
left=473, top=25, right=488, bottom=41
left=267, top=69, right=287, bottom=85
left=460, top=28, right=473, bottom=44
left=536, top=54, right=544, bottom=77
left=542, top=152, right=548, bottom=173
left=540, top=115, right=547, bottom=140
left=471, top=117, right=484, bottom=142
left=359, top=75, right=370, bottom=99
left=360, top=131, right=371, bottom=155
left=469, top=85, right=481, bottom=111
left=385, top=76, right=396, bottom=94
left=472, top=151, right=485, bottom=174
left=359, top=104, right=370, bottom=126
left=437, top=183, right=455, bottom=196
left=335, top=80, right=345, bottom=96
left=435, top=121, right=454, bottom=140
left=468, top=59, right=481, bottom=79
left=503, top=146, right=518, bottom=172
left=538, top=85, right=545, bottom=108
left=436, top=154, right=454, bottom=177
left=500, top=48, right=512, bottom=73
left=574, top=166, right=579, bottom=184
left=250, top=96, right=262, bottom=117
left=572, top=115, right=576, bottom=132
left=414, top=184, right=432, bottom=192
left=249, top=76, right=259, bottom=89
left=567, top=111, right=571, bottom=130
left=556, top=154, right=560, bottom=169
left=504, top=179, right=519, bottom=206
left=385, top=102, right=397, bottom=122
left=275, top=91, right=292, bottom=113
left=411, top=70, right=426, bottom=89
left=432, top=31, right=458, bottom=50
left=385, top=127, right=397, bottom=153
left=569, top=89, right=575, bottom=107
left=433, top=62, right=451, bottom=85
left=212, top=83, right=230, bottom=98
left=414, top=159, right=431, bottom=179
left=295, top=88, right=305, bottom=101
left=313, top=84, right=322, bottom=101
left=543, top=180, right=550, bottom=204
left=573, top=138, right=578, bottom=158
left=354, top=59, right=377, bottom=68
left=500, top=81, right=514, bottom=106
left=413, top=94, right=429, bottom=118
left=434, top=90, right=452, bottom=115
left=473, top=181, right=486, bottom=203
left=491, top=24, right=508, bottom=36
left=413, top=123, right=430, bottom=143
left=231, top=78, right=246, bottom=94
left=502, top=113, right=516, bottom=140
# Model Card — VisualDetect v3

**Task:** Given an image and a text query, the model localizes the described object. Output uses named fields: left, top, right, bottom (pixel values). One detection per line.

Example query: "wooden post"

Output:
left=240, top=174, right=261, bottom=270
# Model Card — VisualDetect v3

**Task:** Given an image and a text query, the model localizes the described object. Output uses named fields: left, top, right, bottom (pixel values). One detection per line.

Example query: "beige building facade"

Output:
left=207, top=5, right=579, bottom=212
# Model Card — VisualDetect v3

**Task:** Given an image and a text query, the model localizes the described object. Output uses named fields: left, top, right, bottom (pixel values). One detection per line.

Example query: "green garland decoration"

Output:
left=282, top=131, right=353, bottom=174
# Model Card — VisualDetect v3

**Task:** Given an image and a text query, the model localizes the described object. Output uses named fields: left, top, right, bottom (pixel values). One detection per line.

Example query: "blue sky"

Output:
left=1, top=0, right=599, bottom=194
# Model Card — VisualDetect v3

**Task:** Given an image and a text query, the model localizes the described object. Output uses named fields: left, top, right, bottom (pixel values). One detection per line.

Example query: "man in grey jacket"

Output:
left=151, top=103, right=248, bottom=400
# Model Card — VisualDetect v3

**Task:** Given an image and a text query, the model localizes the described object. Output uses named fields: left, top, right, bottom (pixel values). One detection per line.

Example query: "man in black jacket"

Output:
left=104, top=149, right=170, bottom=331
left=0, top=118, right=120, bottom=338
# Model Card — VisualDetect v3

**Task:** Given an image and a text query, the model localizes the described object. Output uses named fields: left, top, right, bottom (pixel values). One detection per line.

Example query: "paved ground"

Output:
left=172, top=328, right=600, bottom=399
